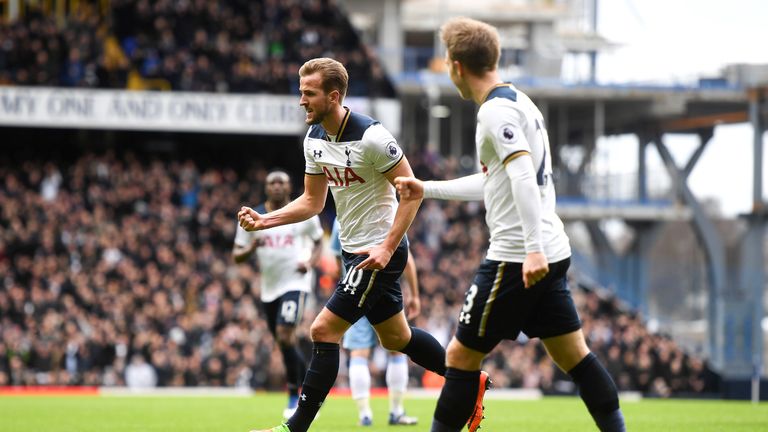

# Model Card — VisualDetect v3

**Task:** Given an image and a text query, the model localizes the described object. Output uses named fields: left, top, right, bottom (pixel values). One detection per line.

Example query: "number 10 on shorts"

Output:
left=341, top=266, right=364, bottom=296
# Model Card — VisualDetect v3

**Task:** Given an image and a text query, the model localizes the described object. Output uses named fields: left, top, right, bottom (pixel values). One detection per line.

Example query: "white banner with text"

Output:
left=0, top=87, right=401, bottom=136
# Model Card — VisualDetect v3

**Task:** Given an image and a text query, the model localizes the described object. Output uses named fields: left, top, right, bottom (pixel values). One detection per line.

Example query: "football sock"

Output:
left=568, top=352, right=626, bottom=432
left=399, top=327, right=446, bottom=376
left=348, top=356, right=372, bottom=418
left=286, top=342, right=339, bottom=432
left=430, top=418, right=461, bottom=432
left=280, top=345, right=305, bottom=403
left=430, top=367, right=479, bottom=431
left=287, top=394, right=298, bottom=410
left=386, top=353, right=409, bottom=416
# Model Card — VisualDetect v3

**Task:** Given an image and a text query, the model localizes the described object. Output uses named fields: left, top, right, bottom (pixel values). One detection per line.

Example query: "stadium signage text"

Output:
left=0, top=87, right=400, bottom=136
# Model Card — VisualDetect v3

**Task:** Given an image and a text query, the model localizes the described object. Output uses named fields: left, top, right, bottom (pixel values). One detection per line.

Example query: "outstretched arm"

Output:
left=395, top=173, right=484, bottom=202
left=238, top=174, right=328, bottom=231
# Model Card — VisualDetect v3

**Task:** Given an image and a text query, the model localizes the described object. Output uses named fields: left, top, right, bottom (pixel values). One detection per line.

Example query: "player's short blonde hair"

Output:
left=440, top=17, right=500, bottom=76
left=299, top=58, right=349, bottom=100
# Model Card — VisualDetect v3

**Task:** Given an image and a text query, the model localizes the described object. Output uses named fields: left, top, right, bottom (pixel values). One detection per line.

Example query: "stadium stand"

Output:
left=0, top=0, right=718, bottom=399
left=0, top=146, right=717, bottom=397
left=0, top=0, right=395, bottom=96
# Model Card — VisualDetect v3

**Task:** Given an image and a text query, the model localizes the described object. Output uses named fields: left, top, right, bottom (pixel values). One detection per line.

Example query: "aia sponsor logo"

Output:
left=323, top=166, right=366, bottom=187
left=261, top=234, right=294, bottom=248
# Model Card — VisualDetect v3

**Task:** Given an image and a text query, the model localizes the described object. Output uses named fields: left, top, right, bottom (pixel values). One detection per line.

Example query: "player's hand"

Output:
left=394, top=176, right=424, bottom=200
left=522, top=252, right=549, bottom=288
left=238, top=206, right=265, bottom=231
left=405, top=296, right=421, bottom=320
left=351, top=244, right=393, bottom=271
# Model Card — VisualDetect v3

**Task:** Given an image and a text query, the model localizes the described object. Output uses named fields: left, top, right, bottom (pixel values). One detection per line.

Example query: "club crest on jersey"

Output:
left=345, top=147, right=352, bottom=166
left=385, top=142, right=401, bottom=159
left=499, top=125, right=518, bottom=144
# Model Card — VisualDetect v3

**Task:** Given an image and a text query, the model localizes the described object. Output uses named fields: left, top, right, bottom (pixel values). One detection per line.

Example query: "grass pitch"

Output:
left=1, top=393, right=766, bottom=431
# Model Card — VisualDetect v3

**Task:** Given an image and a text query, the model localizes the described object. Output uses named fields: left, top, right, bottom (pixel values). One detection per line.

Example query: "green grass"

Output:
left=1, top=393, right=767, bottom=431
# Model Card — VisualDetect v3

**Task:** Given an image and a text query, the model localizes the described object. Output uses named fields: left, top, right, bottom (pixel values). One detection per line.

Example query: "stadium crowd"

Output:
left=0, top=0, right=394, bottom=96
left=0, top=149, right=717, bottom=397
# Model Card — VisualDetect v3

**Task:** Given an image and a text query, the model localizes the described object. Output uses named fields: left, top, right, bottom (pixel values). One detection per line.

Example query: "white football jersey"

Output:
left=234, top=203, right=323, bottom=302
left=303, top=109, right=404, bottom=251
left=476, top=84, right=571, bottom=263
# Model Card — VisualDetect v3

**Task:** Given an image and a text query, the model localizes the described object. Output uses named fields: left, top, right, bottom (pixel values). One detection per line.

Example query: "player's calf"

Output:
left=568, top=353, right=626, bottom=432
left=466, top=371, right=491, bottom=432
left=430, top=369, right=491, bottom=432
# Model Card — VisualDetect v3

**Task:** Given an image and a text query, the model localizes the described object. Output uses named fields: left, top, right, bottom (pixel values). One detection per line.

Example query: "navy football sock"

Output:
left=286, top=342, right=339, bottom=432
left=568, top=352, right=626, bottom=432
left=280, top=345, right=306, bottom=399
left=431, top=368, right=479, bottom=431
left=399, top=327, right=447, bottom=376
left=430, top=418, right=462, bottom=432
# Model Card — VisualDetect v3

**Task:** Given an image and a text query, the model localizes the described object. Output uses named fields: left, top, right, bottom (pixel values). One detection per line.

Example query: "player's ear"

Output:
left=454, top=60, right=465, bottom=78
left=328, top=89, right=341, bottom=104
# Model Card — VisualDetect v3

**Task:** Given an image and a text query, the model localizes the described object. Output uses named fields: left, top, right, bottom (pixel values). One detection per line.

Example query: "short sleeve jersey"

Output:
left=303, top=109, right=404, bottom=251
left=234, top=203, right=324, bottom=302
left=475, top=84, right=571, bottom=263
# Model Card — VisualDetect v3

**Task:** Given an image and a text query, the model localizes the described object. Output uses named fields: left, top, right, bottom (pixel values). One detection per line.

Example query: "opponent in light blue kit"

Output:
left=330, top=219, right=419, bottom=426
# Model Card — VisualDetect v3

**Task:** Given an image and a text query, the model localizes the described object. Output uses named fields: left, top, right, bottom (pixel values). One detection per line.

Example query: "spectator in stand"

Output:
left=125, top=354, right=157, bottom=389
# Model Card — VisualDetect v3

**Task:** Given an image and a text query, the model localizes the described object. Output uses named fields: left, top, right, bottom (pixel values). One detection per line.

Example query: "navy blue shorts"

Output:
left=455, top=257, right=581, bottom=353
left=261, top=291, right=308, bottom=336
left=325, top=238, right=408, bottom=325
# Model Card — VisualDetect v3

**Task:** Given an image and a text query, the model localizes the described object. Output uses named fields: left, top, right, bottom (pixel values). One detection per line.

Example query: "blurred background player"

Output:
left=330, top=219, right=419, bottom=426
left=233, top=170, right=323, bottom=420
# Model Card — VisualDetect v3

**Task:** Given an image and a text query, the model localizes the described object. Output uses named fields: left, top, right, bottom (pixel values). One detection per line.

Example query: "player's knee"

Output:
left=445, top=339, right=483, bottom=370
left=350, top=348, right=370, bottom=359
left=309, top=318, right=345, bottom=343
left=276, top=334, right=295, bottom=347
left=379, top=331, right=409, bottom=351
left=275, top=327, right=296, bottom=347
left=309, top=321, right=328, bottom=342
